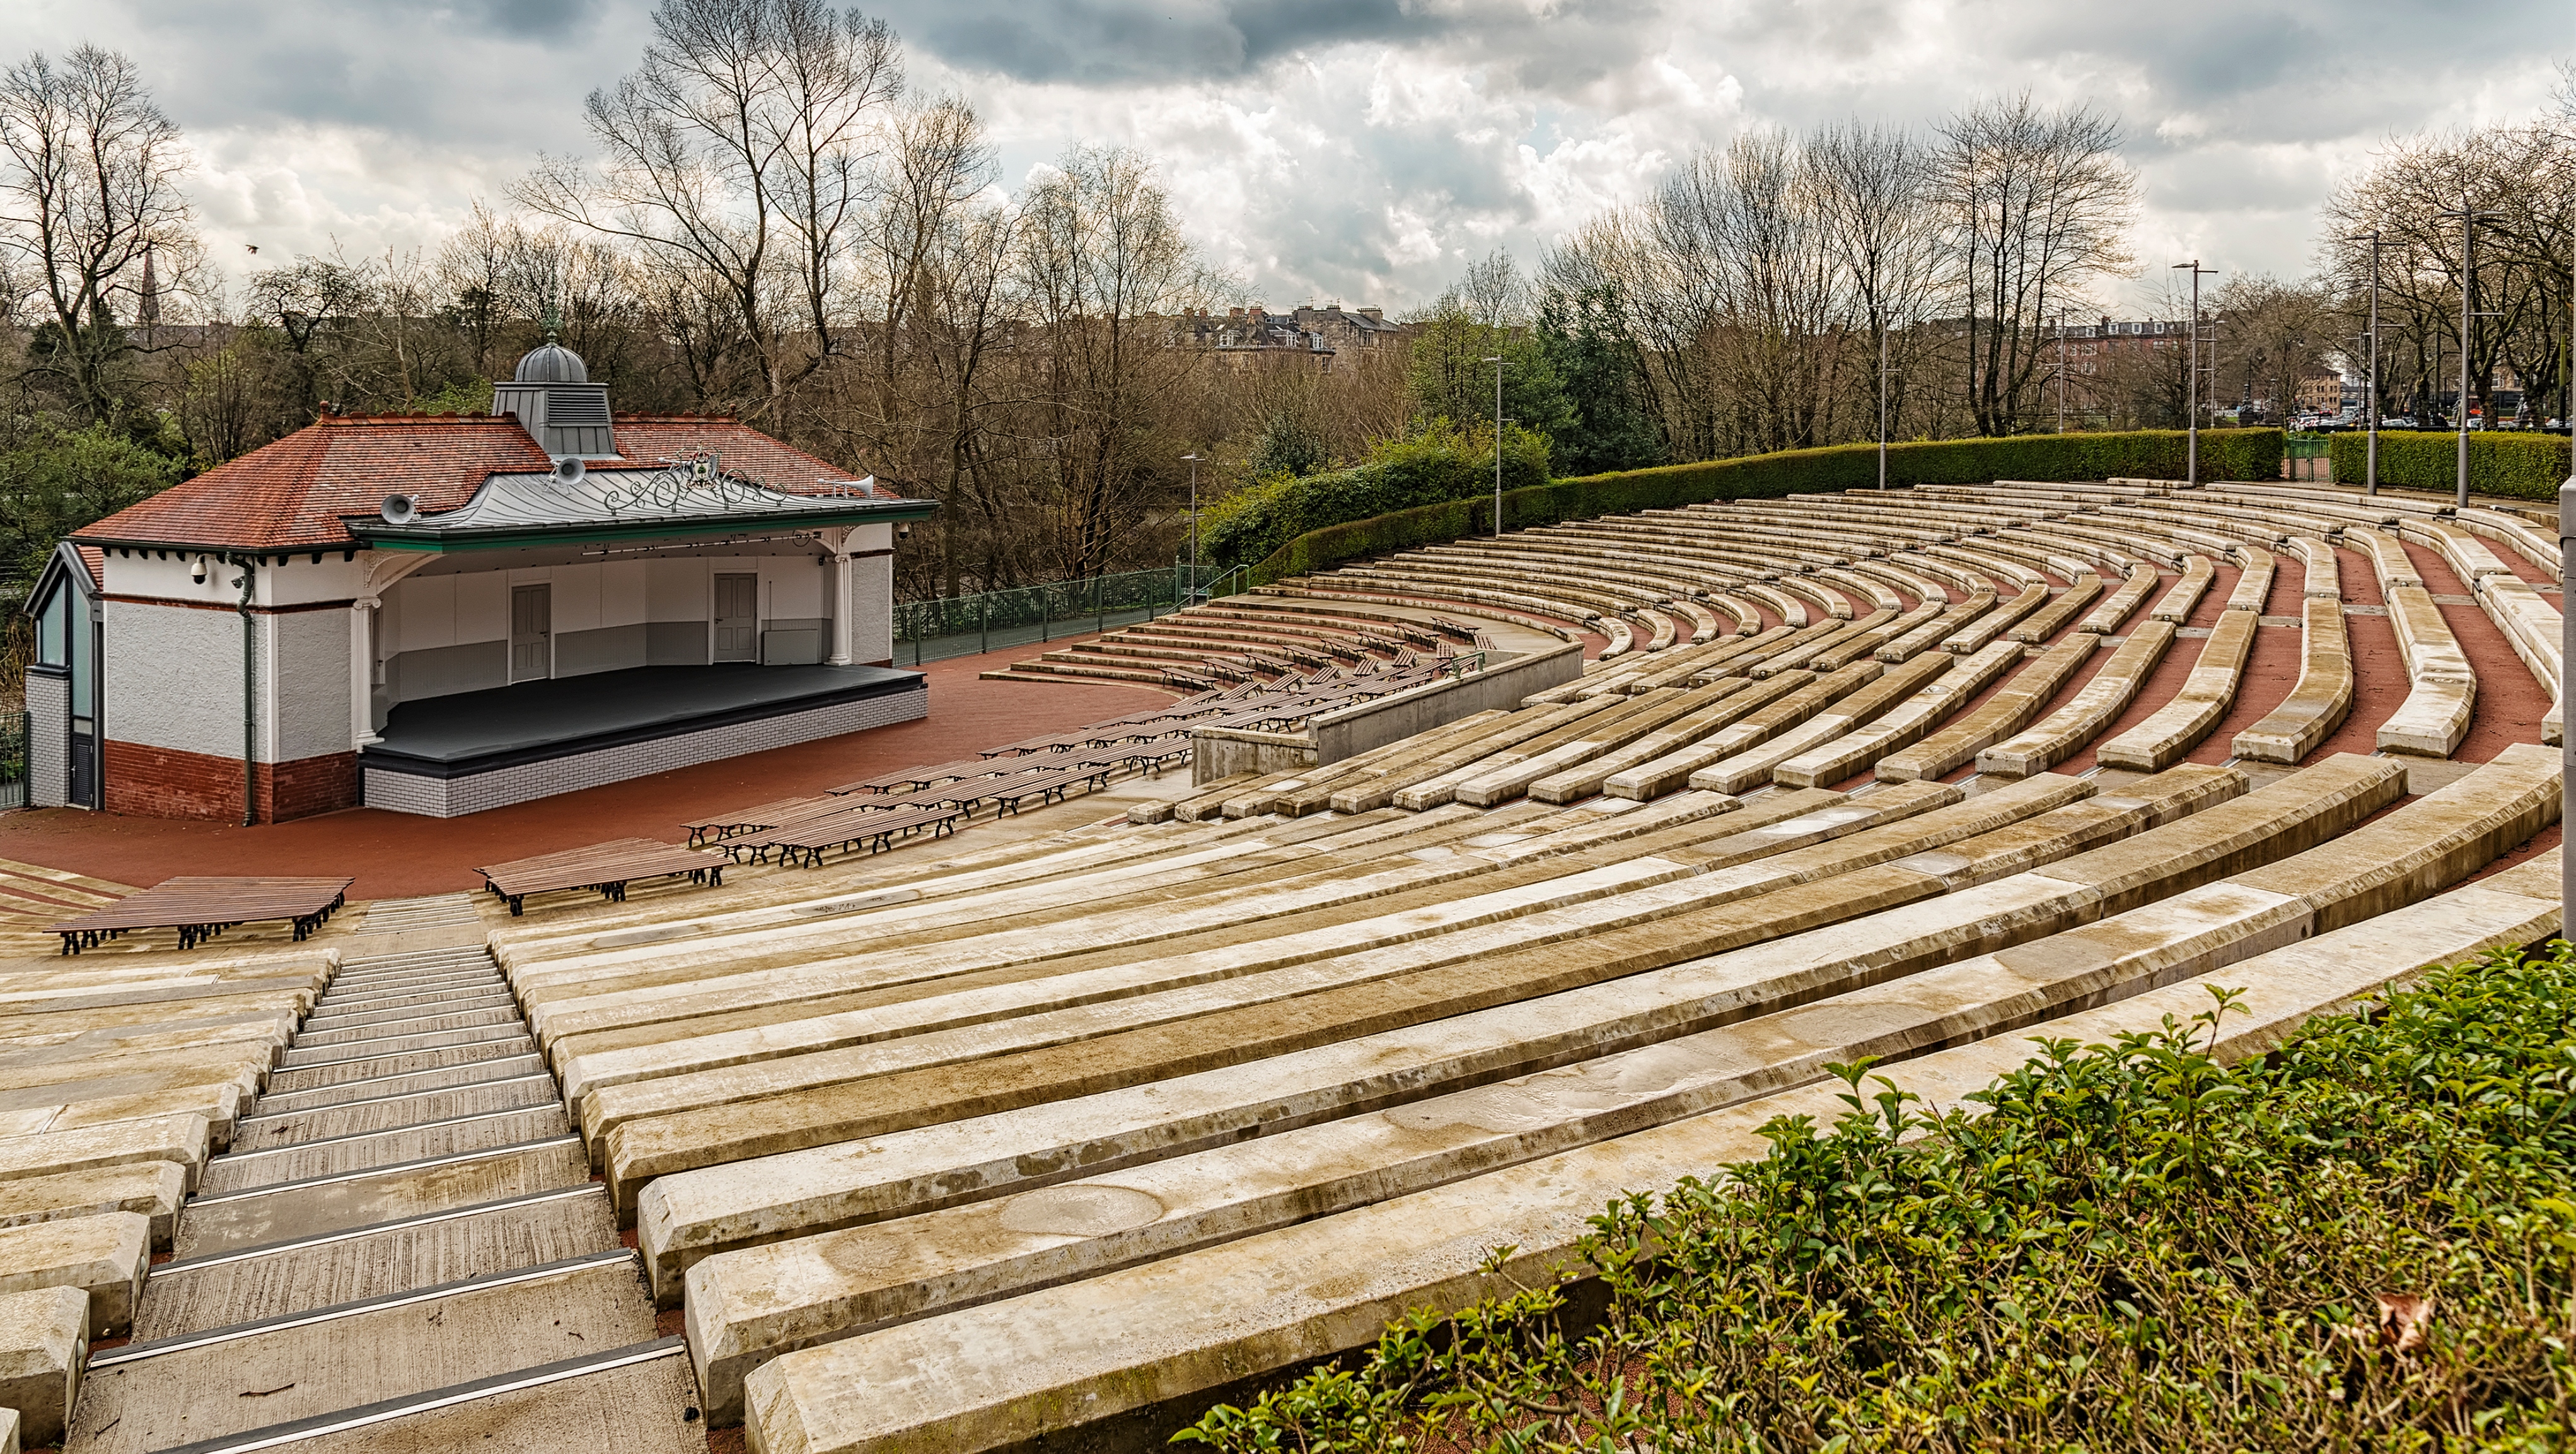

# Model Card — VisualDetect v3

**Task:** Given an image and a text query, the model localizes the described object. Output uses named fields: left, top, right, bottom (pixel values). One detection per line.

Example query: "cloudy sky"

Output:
left=12, top=0, right=2567, bottom=315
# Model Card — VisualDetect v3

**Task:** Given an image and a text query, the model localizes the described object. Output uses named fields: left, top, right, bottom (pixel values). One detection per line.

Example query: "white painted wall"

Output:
left=103, top=601, right=245, bottom=759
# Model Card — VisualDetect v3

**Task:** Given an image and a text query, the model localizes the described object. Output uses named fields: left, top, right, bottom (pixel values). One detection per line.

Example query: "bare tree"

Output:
left=1938, top=95, right=2138, bottom=434
left=515, top=0, right=901, bottom=426
left=0, top=45, right=194, bottom=425
left=1809, top=121, right=1942, bottom=441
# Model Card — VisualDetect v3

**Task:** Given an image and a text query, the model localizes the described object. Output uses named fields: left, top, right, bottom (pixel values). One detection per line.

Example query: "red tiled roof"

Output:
left=74, top=546, right=103, bottom=589
left=77, top=413, right=893, bottom=552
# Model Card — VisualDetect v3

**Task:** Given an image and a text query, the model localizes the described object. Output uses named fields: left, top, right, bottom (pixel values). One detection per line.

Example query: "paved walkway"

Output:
left=0, top=645, right=1166, bottom=902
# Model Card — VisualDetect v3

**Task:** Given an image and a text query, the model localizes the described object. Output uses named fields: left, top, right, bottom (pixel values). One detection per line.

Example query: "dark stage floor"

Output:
left=366, top=664, right=923, bottom=767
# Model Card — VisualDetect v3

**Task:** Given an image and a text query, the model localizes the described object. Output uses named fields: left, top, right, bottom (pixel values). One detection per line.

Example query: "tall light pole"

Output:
left=1876, top=320, right=1892, bottom=489
left=2346, top=231, right=2383, bottom=494
left=2172, top=261, right=2217, bottom=485
left=1482, top=355, right=1506, bottom=538
left=1179, top=452, right=1202, bottom=598
left=2054, top=315, right=2068, bottom=434
left=2438, top=200, right=2503, bottom=509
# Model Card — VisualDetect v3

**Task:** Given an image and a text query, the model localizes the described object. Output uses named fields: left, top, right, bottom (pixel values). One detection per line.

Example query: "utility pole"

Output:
left=2438, top=200, right=2504, bottom=509
left=2172, top=261, right=2217, bottom=484
left=2346, top=231, right=2382, bottom=494
left=1179, top=453, right=1202, bottom=600
left=1482, top=355, right=1506, bottom=537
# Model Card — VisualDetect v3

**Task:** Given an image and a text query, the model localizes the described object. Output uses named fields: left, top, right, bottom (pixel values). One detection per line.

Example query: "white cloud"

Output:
left=11, top=0, right=2567, bottom=314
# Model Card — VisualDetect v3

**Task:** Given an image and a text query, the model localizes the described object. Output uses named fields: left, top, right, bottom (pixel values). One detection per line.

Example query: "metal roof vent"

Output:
left=494, top=323, right=618, bottom=459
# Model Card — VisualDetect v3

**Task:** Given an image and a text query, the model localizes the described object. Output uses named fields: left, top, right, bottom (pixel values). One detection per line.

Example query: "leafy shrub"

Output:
left=2328, top=430, right=2571, bottom=501
left=1203, top=421, right=1553, bottom=571
left=1181, top=943, right=2576, bottom=1454
left=1246, top=429, right=2286, bottom=585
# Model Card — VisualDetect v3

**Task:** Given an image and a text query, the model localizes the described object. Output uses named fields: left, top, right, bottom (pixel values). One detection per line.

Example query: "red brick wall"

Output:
left=105, top=741, right=358, bottom=823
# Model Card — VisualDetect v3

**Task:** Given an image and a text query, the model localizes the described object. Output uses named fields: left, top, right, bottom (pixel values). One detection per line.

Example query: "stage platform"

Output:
left=359, top=665, right=927, bottom=818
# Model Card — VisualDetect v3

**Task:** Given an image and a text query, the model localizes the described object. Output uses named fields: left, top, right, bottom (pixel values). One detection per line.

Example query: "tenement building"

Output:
left=26, top=340, right=933, bottom=822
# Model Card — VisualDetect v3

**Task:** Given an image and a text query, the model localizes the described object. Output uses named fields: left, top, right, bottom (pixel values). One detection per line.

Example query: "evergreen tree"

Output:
left=1538, top=284, right=1664, bottom=475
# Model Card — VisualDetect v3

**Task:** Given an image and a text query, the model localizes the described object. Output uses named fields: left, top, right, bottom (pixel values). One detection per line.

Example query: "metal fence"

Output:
left=0, top=712, right=26, bottom=811
left=892, top=562, right=1246, bottom=666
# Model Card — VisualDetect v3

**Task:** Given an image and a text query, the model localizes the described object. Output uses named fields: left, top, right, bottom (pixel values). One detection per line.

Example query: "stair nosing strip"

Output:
left=144, top=1335, right=684, bottom=1454
left=310, top=985, right=507, bottom=1009
left=277, top=1036, right=535, bottom=1073
left=182, top=1132, right=581, bottom=1204
left=258, top=1054, right=545, bottom=1099
left=320, top=972, right=502, bottom=995
left=279, top=1023, right=530, bottom=1058
left=151, top=1184, right=608, bottom=1277
left=96, top=1248, right=639, bottom=1370
left=238, top=1071, right=555, bottom=1123
left=216, top=1103, right=564, bottom=1161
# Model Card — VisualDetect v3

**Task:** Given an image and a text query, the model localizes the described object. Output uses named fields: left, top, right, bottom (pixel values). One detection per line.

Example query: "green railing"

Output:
left=0, top=711, right=26, bottom=811
left=893, top=562, right=1250, bottom=666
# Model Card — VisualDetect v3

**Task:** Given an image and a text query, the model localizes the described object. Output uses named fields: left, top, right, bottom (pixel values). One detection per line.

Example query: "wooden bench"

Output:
left=728, top=805, right=966, bottom=868
left=680, top=795, right=844, bottom=846
left=50, top=876, right=354, bottom=955
left=477, top=839, right=724, bottom=916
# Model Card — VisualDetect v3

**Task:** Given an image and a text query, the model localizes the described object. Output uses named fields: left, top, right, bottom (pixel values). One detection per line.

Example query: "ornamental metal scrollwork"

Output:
left=588, top=451, right=790, bottom=516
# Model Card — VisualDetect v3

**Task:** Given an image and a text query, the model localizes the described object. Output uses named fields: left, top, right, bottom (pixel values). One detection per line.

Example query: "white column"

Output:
left=351, top=597, right=381, bottom=745
left=828, top=553, right=855, bottom=665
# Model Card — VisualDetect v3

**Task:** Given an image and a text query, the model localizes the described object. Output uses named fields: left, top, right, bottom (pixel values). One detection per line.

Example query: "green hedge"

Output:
left=1181, top=945, right=2576, bottom=1453
left=1246, top=428, right=2285, bottom=586
left=1202, top=422, right=1554, bottom=574
left=2328, top=430, right=2571, bottom=500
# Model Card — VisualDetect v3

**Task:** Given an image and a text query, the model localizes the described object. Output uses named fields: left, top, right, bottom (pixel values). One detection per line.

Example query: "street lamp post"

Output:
left=1877, top=320, right=1892, bottom=490
left=1179, top=452, right=1202, bottom=600
left=1482, top=355, right=1506, bottom=538
left=2345, top=231, right=2383, bottom=494
left=2172, top=261, right=2217, bottom=485
left=2055, top=315, right=2067, bottom=434
left=2438, top=200, right=2504, bottom=509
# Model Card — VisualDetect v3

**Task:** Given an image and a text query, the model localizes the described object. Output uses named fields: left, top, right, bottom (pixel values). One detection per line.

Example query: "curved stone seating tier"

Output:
left=638, top=757, right=2387, bottom=1281
left=1940, top=583, right=2051, bottom=654
left=2005, top=569, right=2106, bottom=643
left=1603, top=665, right=1877, bottom=800
left=2222, top=484, right=2560, bottom=579
left=2232, top=594, right=2354, bottom=764
left=2474, top=573, right=2564, bottom=745
left=2289, top=534, right=2343, bottom=600
left=1977, top=620, right=2178, bottom=777
left=2381, top=585, right=2478, bottom=757
left=1925, top=544, right=2048, bottom=595
left=676, top=745, right=2557, bottom=1443
left=2144, top=556, right=2215, bottom=625
left=1814, top=567, right=1906, bottom=614
left=1746, top=607, right=1901, bottom=678
left=726, top=779, right=2556, bottom=1454
left=2093, top=608, right=2261, bottom=771
left=1685, top=649, right=1956, bottom=795
left=1878, top=631, right=2101, bottom=781
left=2229, top=545, right=2277, bottom=613
left=1876, top=588, right=1999, bottom=663
left=1773, top=639, right=2024, bottom=789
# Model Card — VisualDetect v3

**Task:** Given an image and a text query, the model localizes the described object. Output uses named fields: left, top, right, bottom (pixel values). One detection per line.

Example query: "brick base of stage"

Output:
left=104, top=742, right=359, bottom=823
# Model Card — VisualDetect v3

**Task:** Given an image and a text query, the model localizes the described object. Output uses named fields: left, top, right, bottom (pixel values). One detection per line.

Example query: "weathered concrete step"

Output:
left=279, top=1023, right=533, bottom=1066
left=198, top=1107, right=574, bottom=1194
left=318, top=967, right=508, bottom=999
left=308, top=983, right=511, bottom=1018
left=301, top=996, right=518, bottom=1035
left=732, top=852, right=2565, bottom=1454
left=264, top=1038, right=538, bottom=1093
left=232, top=1077, right=562, bottom=1151
left=294, top=1000, right=520, bottom=1046
left=328, top=962, right=501, bottom=989
left=67, top=1251, right=653, bottom=1454
left=136, top=1184, right=617, bottom=1339
left=172, top=1137, right=589, bottom=1259
left=247, top=1058, right=547, bottom=1116
left=148, top=1337, right=703, bottom=1454
left=632, top=755, right=2400, bottom=1269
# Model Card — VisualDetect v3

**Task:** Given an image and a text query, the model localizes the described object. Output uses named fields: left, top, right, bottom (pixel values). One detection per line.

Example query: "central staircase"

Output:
left=66, top=939, right=705, bottom=1453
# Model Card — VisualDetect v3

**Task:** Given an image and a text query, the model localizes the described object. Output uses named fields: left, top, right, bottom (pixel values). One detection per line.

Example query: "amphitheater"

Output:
left=0, top=474, right=2561, bottom=1454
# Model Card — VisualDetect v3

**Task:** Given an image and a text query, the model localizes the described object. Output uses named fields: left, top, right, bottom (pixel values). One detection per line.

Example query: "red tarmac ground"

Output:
left=0, top=643, right=1166, bottom=902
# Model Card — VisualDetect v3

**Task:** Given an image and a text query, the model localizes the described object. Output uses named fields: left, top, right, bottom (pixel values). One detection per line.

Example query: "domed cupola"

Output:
left=513, top=340, right=589, bottom=385
left=491, top=324, right=617, bottom=459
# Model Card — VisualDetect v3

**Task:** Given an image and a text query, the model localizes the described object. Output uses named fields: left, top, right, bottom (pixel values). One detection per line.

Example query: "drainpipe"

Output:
left=237, top=555, right=257, bottom=827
